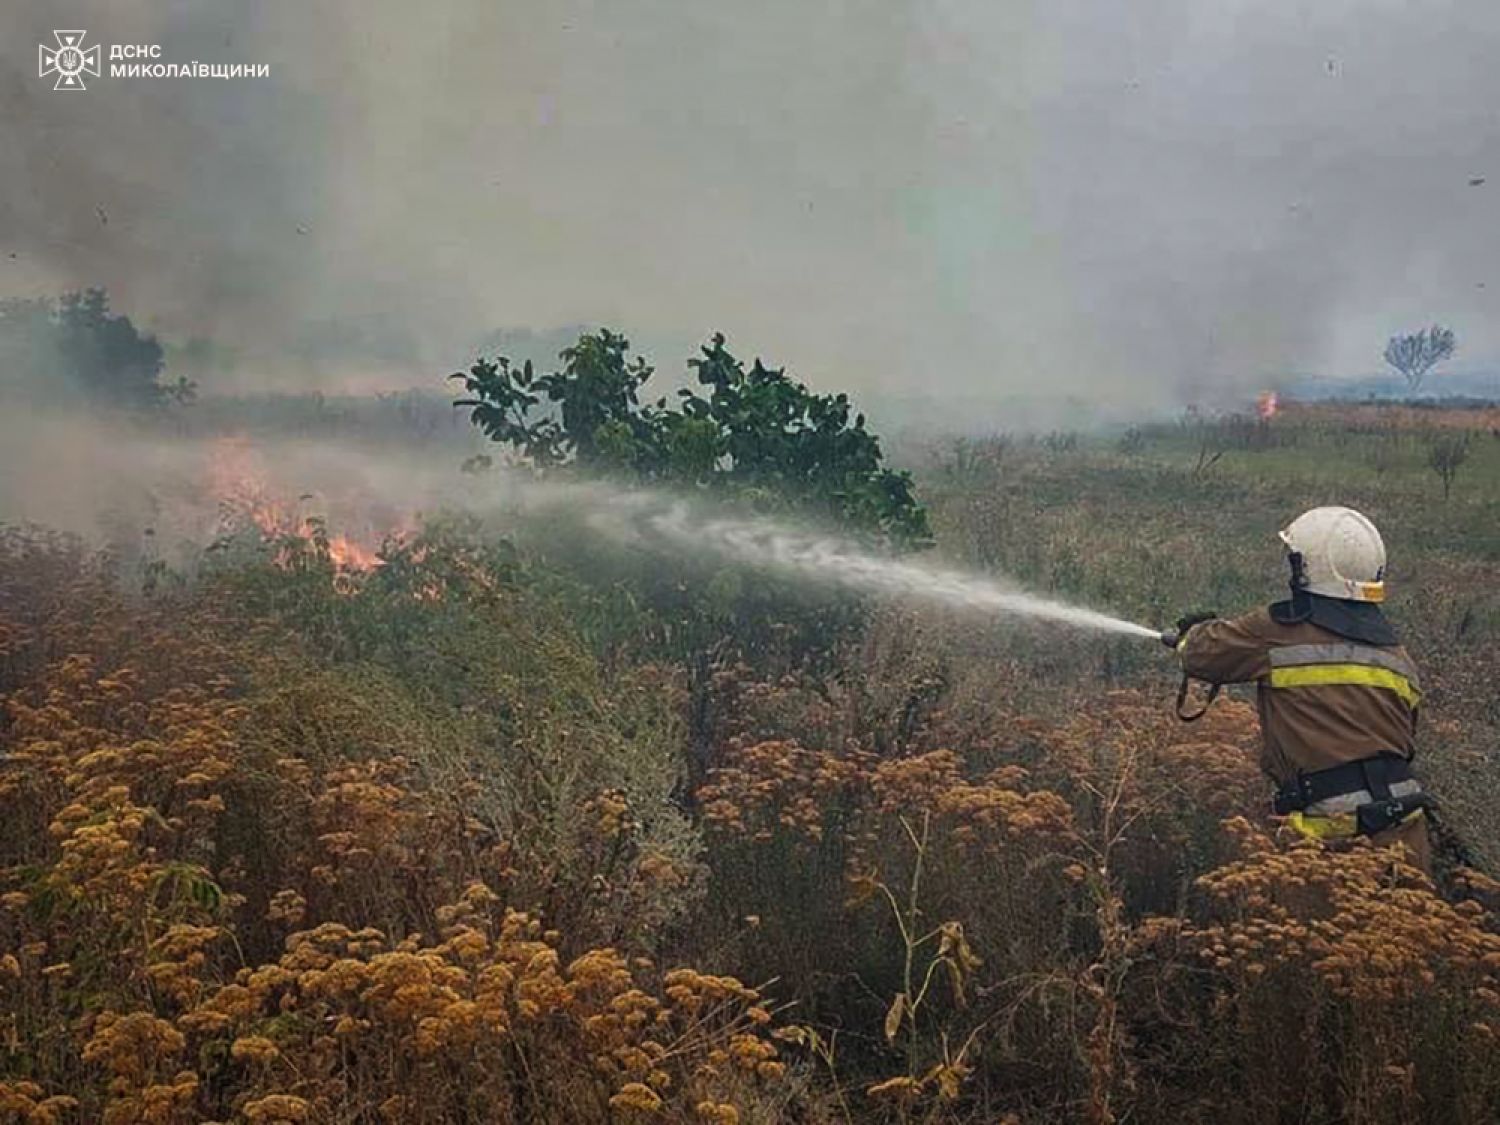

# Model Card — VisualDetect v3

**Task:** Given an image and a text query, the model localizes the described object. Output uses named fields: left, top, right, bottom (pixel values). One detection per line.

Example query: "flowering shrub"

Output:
left=5, top=526, right=1500, bottom=1123
left=0, top=532, right=786, bottom=1122
left=695, top=671, right=1500, bottom=1123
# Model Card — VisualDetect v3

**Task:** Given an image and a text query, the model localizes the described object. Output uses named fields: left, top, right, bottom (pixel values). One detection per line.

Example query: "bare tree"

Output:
left=1384, top=325, right=1456, bottom=393
left=1426, top=432, right=1470, bottom=500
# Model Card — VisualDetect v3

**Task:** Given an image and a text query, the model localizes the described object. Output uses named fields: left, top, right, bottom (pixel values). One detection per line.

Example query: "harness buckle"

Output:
left=1355, top=795, right=1429, bottom=837
left=1272, top=774, right=1318, bottom=816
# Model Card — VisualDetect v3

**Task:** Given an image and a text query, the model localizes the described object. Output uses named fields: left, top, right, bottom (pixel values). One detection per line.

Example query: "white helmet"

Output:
left=1278, top=506, right=1387, bottom=603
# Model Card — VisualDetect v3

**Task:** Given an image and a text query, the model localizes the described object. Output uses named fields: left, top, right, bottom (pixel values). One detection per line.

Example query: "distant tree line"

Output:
left=0, top=288, right=192, bottom=409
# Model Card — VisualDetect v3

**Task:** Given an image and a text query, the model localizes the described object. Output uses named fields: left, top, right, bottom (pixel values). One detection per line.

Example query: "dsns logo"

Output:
left=38, top=30, right=100, bottom=90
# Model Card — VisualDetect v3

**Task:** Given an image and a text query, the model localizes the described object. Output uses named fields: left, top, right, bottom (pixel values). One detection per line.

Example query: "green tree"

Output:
left=0, top=288, right=189, bottom=409
left=454, top=330, right=932, bottom=769
left=453, top=329, right=930, bottom=548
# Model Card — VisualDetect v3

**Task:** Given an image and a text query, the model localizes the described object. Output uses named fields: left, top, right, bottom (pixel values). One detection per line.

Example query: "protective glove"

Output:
left=1175, top=610, right=1218, bottom=635
left=1159, top=611, right=1218, bottom=649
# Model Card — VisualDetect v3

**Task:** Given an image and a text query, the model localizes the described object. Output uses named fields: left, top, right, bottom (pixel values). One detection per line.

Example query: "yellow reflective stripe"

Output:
left=1269, top=643, right=1419, bottom=685
left=1268, top=663, right=1421, bottom=707
left=1286, top=810, right=1359, bottom=839
left=1285, top=808, right=1425, bottom=841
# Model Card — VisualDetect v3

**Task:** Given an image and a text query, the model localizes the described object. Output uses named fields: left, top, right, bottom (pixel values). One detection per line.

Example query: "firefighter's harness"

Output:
left=1271, top=751, right=1429, bottom=840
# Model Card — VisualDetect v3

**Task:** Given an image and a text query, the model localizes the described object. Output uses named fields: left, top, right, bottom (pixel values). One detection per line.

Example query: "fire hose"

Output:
left=1158, top=613, right=1220, bottom=722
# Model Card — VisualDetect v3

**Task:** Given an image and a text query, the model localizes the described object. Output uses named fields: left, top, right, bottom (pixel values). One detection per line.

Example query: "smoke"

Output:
left=0, top=411, right=1156, bottom=639
left=5, top=1, right=1500, bottom=416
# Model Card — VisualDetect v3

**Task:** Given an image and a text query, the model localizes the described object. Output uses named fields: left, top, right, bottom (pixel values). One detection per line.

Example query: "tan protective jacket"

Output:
left=1178, top=607, right=1421, bottom=787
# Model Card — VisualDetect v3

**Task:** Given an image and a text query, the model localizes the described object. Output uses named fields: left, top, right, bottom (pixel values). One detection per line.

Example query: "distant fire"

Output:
left=206, top=436, right=404, bottom=575
left=1257, top=391, right=1279, bottom=420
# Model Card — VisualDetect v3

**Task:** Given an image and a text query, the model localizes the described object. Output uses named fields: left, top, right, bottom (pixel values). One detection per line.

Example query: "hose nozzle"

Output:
left=1160, top=612, right=1217, bottom=650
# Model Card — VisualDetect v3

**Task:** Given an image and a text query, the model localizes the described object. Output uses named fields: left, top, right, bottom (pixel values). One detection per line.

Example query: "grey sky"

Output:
left=4, top=0, right=1500, bottom=417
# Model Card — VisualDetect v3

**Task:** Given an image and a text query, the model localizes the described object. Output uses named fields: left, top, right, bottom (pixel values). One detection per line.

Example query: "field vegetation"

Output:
left=3, top=371, right=1500, bottom=1122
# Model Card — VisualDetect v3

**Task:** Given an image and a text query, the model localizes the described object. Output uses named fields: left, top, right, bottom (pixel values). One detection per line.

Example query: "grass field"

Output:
left=916, top=403, right=1500, bottom=867
left=2, top=401, right=1499, bottom=1123
left=919, top=406, right=1500, bottom=696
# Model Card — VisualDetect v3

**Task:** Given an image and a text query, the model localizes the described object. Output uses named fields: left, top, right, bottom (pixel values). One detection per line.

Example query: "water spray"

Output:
left=509, top=480, right=1164, bottom=641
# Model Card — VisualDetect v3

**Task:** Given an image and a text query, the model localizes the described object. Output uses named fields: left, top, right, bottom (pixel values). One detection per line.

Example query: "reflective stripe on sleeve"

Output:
left=1267, top=663, right=1421, bottom=707
left=1268, top=643, right=1420, bottom=685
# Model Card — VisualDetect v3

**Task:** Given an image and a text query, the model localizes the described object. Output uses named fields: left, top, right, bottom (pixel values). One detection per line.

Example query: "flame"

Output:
left=327, top=534, right=381, bottom=571
left=1257, top=391, right=1279, bottom=420
left=205, top=435, right=404, bottom=576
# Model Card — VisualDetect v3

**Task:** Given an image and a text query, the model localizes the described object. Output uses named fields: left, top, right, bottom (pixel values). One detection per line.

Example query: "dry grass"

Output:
left=5, top=399, right=1500, bottom=1122
left=0, top=532, right=789, bottom=1123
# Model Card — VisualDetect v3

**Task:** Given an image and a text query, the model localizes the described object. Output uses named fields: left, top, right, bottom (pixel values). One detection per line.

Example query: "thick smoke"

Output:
left=4, top=0, right=1500, bottom=417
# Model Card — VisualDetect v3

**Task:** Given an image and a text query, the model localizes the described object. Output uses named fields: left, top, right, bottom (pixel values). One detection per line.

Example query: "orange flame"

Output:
left=206, top=435, right=403, bottom=576
left=1257, top=391, right=1279, bottom=420
left=327, top=534, right=382, bottom=571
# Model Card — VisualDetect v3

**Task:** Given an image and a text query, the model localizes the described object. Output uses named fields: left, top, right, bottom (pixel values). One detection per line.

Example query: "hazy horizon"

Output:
left=6, top=1, right=1500, bottom=424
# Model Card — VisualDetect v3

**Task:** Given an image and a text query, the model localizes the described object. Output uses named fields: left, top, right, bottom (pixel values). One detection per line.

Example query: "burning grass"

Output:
left=207, top=435, right=409, bottom=577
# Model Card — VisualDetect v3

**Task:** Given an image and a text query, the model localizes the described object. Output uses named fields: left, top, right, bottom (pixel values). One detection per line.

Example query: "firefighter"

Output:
left=1166, top=506, right=1431, bottom=872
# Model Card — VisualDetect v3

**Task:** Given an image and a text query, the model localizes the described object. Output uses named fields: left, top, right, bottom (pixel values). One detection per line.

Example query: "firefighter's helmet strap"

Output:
left=1287, top=549, right=1308, bottom=593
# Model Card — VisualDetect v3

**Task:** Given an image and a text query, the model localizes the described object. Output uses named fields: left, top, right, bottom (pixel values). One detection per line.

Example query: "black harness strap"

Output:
left=1275, top=753, right=1432, bottom=839
left=1175, top=673, right=1221, bottom=722
left=1272, top=752, right=1412, bottom=814
left=1360, top=756, right=1394, bottom=802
